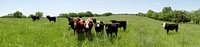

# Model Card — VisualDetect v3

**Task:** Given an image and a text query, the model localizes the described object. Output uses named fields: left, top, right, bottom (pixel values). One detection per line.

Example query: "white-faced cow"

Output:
left=95, top=21, right=104, bottom=34
left=162, top=22, right=178, bottom=34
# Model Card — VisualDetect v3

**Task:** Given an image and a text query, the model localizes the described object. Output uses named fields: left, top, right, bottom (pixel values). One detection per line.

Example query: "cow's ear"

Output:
left=83, top=21, right=85, bottom=23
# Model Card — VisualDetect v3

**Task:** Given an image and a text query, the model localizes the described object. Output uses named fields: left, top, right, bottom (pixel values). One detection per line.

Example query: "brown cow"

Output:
left=73, top=18, right=85, bottom=34
left=84, top=18, right=94, bottom=36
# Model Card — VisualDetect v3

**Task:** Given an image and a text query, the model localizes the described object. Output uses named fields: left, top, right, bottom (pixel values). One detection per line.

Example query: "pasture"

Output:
left=0, top=15, right=200, bottom=47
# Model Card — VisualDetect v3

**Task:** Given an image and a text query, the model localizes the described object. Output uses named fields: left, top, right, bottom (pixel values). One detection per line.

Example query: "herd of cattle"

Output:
left=31, top=15, right=179, bottom=36
left=67, top=16, right=127, bottom=36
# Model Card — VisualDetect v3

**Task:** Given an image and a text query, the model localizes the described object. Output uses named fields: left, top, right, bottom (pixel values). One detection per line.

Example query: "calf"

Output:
left=46, top=15, right=56, bottom=22
left=95, top=21, right=104, bottom=34
left=110, top=20, right=127, bottom=31
left=31, top=15, right=40, bottom=21
left=105, top=23, right=120, bottom=36
left=162, top=22, right=178, bottom=34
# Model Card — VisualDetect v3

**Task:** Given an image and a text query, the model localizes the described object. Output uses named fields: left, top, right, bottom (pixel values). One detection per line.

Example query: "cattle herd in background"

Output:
left=30, top=15, right=179, bottom=36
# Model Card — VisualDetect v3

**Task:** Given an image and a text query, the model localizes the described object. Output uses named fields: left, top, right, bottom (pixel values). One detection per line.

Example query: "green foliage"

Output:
left=162, top=7, right=172, bottom=13
left=58, top=13, right=68, bottom=18
left=1, top=13, right=14, bottom=18
left=13, top=11, right=23, bottom=18
left=172, top=10, right=191, bottom=23
left=190, top=9, right=200, bottom=24
left=28, top=14, right=34, bottom=18
left=137, top=12, right=146, bottom=17
left=35, top=12, right=43, bottom=17
left=146, top=10, right=154, bottom=18
left=85, top=11, right=94, bottom=17
left=141, top=7, right=191, bottom=23
left=103, top=12, right=113, bottom=16
left=68, top=12, right=78, bottom=17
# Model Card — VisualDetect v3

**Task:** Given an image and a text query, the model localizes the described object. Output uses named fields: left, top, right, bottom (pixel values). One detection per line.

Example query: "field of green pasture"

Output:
left=0, top=15, right=200, bottom=47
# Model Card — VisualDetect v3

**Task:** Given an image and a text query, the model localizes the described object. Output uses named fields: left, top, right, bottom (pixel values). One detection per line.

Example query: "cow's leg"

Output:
left=107, top=33, right=109, bottom=37
left=110, top=33, right=112, bottom=37
left=167, top=30, right=169, bottom=34
left=175, top=28, right=178, bottom=32
left=74, top=30, right=76, bottom=35
left=54, top=19, right=56, bottom=22
left=123, top=26, right=127, bottom=31
left=115, top=32, right=117, bottom=36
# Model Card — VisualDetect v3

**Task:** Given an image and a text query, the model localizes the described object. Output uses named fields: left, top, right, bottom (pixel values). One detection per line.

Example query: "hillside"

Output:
left=0, top=15, right=200, bottom=47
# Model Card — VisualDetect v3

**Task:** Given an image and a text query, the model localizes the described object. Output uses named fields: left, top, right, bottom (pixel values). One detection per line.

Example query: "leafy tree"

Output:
left=58, top=13, right=68, bottom=18
left=35, top=12, right=43, bottom=17
left=162, top=7, right=172, bottom=13
left=137, top=12, right=146, bottom=17
left=68, top=12, right=77, bottom=17
left=151, top=12, right=159, bottom=19
left=1, top=13, right=14, bottom=18
left=13, top=11, right=23, bottom=18
left=28, top=14, right=34, bottom=18
left=86, top=11, right=94, bottom=17
left=146, top=10, right=154, bottom=18
left=78, top=12, right=87, bottom=17
left=103, top=12, right=113, bottom=16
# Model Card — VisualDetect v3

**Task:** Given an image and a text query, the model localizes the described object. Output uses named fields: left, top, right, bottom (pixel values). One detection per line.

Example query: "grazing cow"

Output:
left=162, top=22, right=178, bottom=34
left=73, top=18, right=85, bottom=34
left=84, top=18, right=94, bottom=36
left=46, top=15, right=56, bottom=22
left=31, top=15, right=40, bottom=21
left=95, top=21, right=104, bottom=34
left=105, top=23, right=120, bottom=36
left=110, top=20, right=127, bottom=31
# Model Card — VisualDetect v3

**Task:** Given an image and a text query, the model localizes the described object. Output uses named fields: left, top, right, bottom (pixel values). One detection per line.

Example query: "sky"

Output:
left=0, top=0, right=200, bottom=16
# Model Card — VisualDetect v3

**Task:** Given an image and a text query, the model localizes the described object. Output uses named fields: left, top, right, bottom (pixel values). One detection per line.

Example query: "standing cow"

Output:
left=105, top=23, right=120, bottom=36
left=95, top=21, right=104, bottom=35
left=162, top=22, right=178, bottom=34
left=46, top=15, right=56, bottom=22
left=31, top=15, right=40, bottom=21
left=110, top=20, right=127, bottom=31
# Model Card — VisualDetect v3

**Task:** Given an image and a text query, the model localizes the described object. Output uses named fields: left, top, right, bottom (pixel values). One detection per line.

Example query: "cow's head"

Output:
left=162, top=22, right=166, bottom=27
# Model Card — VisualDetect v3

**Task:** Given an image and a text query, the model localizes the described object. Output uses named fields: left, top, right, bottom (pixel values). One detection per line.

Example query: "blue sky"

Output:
left=0, top=0, right=200, bottom=16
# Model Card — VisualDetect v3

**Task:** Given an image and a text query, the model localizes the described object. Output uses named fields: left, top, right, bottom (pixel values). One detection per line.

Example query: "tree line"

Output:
left=137, top=7, right=200, bottom=24
left=0, top=11, right=113, bottom=18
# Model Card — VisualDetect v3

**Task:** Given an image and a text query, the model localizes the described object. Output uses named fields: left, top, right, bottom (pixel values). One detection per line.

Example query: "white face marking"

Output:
left=162, top=22, right=166, bottom=27
left=74, top=23, right=77, bottom=26
left=85, top=21, right=89, bottom=28
left=96, top=21, right=101, bottom=27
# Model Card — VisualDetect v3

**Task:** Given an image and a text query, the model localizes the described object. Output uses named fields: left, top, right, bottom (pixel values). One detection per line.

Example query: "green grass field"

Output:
left=0, top=15, right=200, bottom=47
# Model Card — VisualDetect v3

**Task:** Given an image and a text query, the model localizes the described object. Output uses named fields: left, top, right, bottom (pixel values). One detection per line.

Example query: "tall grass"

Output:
left=0, top=15, right=200, bottom=47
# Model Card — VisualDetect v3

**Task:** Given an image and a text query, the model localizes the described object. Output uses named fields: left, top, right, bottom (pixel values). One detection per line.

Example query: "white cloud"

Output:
left=155, top=3, right=160, bottom=5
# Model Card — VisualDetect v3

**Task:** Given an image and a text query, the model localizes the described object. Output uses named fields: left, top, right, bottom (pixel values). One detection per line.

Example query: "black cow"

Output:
left=46, top=15, right=56, bottom=22
left=31, top=15, right=40, bottom=21
left=162, top=22, right=178, bottom=34
left=95, top=21, right=104, bottom=34
left=110, top=20, right=127, bottom=31
left=67, top=17, right=75, bottom=30
left=105, top=23, right=120, bottom=36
